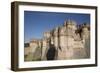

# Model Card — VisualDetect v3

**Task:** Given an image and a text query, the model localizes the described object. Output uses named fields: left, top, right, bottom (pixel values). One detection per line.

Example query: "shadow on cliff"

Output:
left=46, top=44, right=56, bottom=60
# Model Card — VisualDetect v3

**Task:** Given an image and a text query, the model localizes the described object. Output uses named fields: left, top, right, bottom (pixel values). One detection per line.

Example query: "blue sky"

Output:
left=24, top=11, right=90, bottom=43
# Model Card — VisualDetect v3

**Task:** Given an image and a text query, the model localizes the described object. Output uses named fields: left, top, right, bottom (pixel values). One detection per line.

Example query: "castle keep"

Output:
left=24, top=20, right=90, bottom=61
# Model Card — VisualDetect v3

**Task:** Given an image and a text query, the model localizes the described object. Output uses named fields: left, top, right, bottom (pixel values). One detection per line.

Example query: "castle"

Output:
left=24, top=19, right=90, bottom=61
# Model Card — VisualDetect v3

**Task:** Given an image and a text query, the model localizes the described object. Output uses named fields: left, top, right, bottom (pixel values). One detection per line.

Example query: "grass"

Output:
left=24, top=47, right=42, bottom=61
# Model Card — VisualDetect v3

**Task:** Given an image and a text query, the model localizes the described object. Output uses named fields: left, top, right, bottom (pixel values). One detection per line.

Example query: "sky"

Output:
left=24, top=11, right=90, bottom=43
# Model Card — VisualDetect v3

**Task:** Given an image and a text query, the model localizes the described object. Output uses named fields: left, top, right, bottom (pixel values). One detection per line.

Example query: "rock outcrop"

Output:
left=24, top=19, right=90, bottom=61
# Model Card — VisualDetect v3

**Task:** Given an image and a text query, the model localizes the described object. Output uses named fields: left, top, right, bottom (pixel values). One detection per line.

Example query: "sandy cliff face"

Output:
left=24, top=20, right=90, bottom=61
